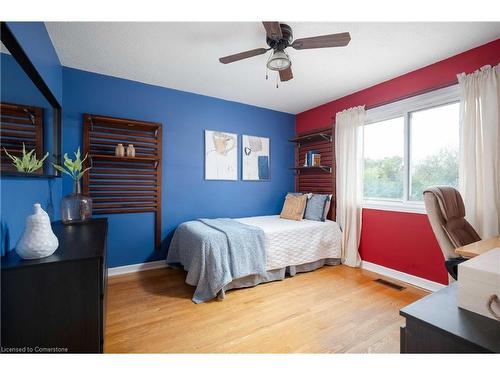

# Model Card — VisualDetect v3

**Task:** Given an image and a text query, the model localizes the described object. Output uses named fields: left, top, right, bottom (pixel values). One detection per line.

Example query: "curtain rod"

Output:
left=329, top=80, right=459, bottom=121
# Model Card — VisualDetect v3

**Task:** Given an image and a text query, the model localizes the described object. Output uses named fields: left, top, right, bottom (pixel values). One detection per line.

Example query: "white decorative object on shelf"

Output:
left=126, top=144, right=136, bottom=157
left=15, top=203, right=59, bottom=260
left=115, top=143, right=125, bottom=157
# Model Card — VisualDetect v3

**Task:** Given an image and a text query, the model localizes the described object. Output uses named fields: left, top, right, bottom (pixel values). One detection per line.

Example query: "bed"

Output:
left=166, top=215, right=342, bottom=303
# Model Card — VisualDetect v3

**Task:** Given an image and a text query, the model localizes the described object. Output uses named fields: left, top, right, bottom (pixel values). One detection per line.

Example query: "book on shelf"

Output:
left=305, top=150, right=321, bottom=167
left=312, top=154, right=321, bottom=167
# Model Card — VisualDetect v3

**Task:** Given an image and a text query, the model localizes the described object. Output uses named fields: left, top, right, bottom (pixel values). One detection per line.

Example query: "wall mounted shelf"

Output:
left=289, top=132, right=332, bottom=146
left=291, top=165, right=332, bottom=174
left=82, top=114, right=163, bottom=248
left=292, top=126, right=336, bottom=220
left=90, top=154, right=159, bottom=163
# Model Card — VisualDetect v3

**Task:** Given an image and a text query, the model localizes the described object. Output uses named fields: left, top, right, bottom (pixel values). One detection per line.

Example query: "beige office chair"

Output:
left=423, top=186, right=481, bottom=280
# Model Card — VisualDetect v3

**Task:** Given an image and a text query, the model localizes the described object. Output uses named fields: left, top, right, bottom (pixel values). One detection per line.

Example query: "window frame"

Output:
left=361, top=85, right=460, bottom=214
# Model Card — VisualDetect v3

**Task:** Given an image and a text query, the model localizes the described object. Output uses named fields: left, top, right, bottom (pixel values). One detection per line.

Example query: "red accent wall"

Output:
left=296, top=39, right=500, bottom=133
left=359, top=210, right=448, bottom=284
left=295, top=38, right=500, bottom=285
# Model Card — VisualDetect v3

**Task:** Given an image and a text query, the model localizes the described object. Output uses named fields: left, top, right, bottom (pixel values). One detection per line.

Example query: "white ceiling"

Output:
left=45, top=22, right=500, bottom=114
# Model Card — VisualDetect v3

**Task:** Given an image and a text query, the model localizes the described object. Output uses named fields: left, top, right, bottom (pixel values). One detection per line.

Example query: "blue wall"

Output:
left=1, top=22, right=295, bottom=265
left=62, top=67, right=295, bottom=267
left=1, top=23, right=63, bottom=256
left=5, top=22, right=63, bottom=105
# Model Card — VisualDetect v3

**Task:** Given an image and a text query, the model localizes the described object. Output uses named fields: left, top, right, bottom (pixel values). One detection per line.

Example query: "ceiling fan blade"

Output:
left=219, top=48, right=268, bottom=64
left=279, top=66, right=293, bottom=82
left=262, top=22, right=283, bottom=40
left=291, top=32, right=351, bottom=50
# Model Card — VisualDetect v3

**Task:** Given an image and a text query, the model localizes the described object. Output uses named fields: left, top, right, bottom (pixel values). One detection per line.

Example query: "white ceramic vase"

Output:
left=16, top=203, right=59, bottom=259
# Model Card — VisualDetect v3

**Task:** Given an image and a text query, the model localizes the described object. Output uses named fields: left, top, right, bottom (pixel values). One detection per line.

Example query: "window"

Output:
left=362, top=86, right=460, bottom=212
left=363, top=117, right=404, bottom=200
left=409, top=103, right=459, bottom=201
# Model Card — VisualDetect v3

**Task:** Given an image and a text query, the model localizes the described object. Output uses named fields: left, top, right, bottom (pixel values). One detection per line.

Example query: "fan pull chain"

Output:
left=276, top=72, right=279, bottom=89
left=265, top=50, right=272, bottom=81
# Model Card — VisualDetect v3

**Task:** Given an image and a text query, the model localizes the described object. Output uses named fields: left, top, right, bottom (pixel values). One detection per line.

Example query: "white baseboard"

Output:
left=360, top=260, right=446, bottom=292
left=108, top=259, right=446, bottom=291
left=107, top=260, right=167, bottom=277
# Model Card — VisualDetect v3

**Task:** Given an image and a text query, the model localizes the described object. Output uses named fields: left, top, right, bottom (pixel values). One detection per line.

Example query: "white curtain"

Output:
left=458, top=64, right=500, bottom=239
left=335, top=106, right=366, bottom=267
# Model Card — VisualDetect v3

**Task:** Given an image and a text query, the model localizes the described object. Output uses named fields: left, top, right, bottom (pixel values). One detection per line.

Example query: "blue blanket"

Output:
left=167, top=218, right=267, bottom=303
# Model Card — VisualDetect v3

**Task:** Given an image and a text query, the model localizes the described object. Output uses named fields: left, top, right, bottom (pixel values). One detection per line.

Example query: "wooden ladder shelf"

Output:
left=82, top=114, right=163, bottom=248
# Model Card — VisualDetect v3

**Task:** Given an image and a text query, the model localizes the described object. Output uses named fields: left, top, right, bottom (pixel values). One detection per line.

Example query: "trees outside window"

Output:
left=363, top=101, right=459, bottom=205
left=363, top=117, right=404, bottom=200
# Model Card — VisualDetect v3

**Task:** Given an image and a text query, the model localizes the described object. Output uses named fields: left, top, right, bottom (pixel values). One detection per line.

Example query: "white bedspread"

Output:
left=235, top=215, right=342, bottom=270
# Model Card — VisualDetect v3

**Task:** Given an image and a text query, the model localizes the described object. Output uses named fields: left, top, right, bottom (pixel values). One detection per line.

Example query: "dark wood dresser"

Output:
left=1, top=219, right=108, bottom=353
left=400, top=283, right=500, bottom=353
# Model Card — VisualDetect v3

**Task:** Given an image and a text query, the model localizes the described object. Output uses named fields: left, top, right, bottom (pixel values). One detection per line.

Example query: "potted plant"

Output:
left=3, top=143, right=49, bottom=174
left=52, top=148, right=93, bottom=224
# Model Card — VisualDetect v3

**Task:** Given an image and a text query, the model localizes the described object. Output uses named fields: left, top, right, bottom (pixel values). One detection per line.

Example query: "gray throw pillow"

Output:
left=322, top=194, right=332, bottom=221
left=304, top=194, right=329, bottom=221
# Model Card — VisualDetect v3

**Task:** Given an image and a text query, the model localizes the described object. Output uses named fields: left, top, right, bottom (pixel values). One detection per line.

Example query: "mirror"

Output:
left=0, top=24, right=61, bottom=177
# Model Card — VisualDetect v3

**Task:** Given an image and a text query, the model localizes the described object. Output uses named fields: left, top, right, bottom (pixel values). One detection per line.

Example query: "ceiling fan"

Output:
left=219, top=22, right=351, bottom=83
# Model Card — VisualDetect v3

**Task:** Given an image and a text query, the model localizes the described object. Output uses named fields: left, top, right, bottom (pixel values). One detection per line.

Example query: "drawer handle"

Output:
left=487, top=294, right=500, bottom=320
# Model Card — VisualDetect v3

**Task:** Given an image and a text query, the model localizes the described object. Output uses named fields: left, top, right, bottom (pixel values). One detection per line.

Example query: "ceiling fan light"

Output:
left=267, top=50, right=291, bottom=71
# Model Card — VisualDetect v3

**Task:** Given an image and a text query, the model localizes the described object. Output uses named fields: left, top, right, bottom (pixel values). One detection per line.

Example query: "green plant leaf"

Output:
left=3, top=143, right=46, bottom=173
left=77, top=166, right=92, bottom=180
left=73, top=148, right=82, bottom=173
left=63, top=153, right=74, bottom=171
left=52, top=148, right=91, bottom=180
left=52, top=163, right=73, bottom=177
left=3, top=148, right=17, bottom=162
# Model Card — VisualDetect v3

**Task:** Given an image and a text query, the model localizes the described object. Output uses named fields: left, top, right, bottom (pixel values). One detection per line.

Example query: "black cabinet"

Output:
left=400, top=283, right=500, bottom=353
left=1, top=219, right=108, bottom=353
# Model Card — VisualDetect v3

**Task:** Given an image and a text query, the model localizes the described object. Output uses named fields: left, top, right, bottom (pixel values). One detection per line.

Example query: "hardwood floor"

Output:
left=104, top=265, right=428, bottom=353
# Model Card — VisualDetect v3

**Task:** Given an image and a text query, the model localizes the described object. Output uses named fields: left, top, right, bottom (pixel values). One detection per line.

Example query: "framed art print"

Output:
left=242, top=135, right=270, bottom=181
left=204, top=130, right=238, bottom=180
